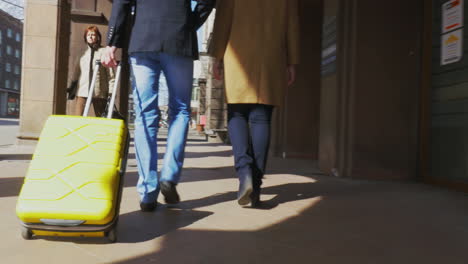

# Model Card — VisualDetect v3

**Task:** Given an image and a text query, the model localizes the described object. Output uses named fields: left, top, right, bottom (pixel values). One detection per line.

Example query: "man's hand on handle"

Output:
left=101, top=46, right=118, bottom=68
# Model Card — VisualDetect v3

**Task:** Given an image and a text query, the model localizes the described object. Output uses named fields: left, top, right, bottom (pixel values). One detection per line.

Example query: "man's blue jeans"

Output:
left=130, top=52, right=193, bottom=203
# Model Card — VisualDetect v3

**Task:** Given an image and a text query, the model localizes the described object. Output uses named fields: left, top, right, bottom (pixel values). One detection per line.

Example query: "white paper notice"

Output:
left=441, top=29, right=463, bottom=65
left=442, top=0, right=464, bottom=34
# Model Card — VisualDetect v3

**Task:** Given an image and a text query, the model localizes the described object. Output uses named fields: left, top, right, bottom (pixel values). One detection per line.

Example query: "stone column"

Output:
left=18, top=0, right=70, bottom=142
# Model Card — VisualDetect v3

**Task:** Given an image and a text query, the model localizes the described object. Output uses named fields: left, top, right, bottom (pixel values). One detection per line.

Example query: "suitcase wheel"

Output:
left=106, top=227, right=117, bottom=243
left=21, top=226, right=33, bottom=240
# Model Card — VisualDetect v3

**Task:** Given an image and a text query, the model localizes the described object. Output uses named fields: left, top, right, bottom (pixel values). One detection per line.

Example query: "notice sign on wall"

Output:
left=441, top=29, right=463, bottom=65
left=441, top=0, right=464, bottom=65
left=442, top=0, right=464, bottom=34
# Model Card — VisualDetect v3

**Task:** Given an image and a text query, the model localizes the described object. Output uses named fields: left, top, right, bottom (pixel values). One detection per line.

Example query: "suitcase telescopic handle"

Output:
left=106, top=62, right=122, bottom=119
left=83, top=60, right=122, bottom=119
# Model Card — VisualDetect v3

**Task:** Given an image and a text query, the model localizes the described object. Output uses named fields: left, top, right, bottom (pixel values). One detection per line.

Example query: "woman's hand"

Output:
left=213, top=59, right=224, bottom=80
left=287, top=64, right=297, bottom=87
left=101, top=46, right=118, bottom=68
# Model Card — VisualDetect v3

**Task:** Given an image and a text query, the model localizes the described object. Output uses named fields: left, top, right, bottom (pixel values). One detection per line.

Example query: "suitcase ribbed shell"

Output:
left=16, top=115, right=126, bottom=226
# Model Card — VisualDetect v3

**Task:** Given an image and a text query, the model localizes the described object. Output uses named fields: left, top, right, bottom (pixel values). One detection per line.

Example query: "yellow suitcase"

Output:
left=16, top=62, right=128, bottom=242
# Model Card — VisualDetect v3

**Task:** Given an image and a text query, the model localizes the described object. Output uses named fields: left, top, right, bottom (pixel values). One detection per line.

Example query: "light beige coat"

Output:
left=209, top=0, right=300, bottom=106
left=72, top=46, right=115, bottom=99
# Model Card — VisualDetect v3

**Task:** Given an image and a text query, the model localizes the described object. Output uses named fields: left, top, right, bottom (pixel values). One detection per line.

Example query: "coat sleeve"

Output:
left=192, top=0, right=215, bottom=30
left=71, top=57, right=81, bottom=83
left=208, top=0, right=234, bottom=60
left=287, top=0, right=300, bottom=65
left=107, top=0, right=134, bottom=48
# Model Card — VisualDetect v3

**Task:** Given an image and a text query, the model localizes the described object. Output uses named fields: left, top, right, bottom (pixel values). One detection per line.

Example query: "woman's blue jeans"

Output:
left=227, top=104, right=274, bottom=191
left=130, top=52, right=193, bottom=203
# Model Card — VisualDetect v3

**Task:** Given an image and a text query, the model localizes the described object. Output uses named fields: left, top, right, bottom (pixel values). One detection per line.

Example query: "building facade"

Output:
left=193, top=10, right=229, bottom=139
left=0, top=9, right=22, bottom=118
left=18, top=0, right=468, bottom=192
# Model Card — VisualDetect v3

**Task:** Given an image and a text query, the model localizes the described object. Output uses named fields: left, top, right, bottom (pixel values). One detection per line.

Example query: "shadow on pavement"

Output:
left=124, top=155, right=321, bottom=189
left=184, top=149, right=232, bottom=158
left=126, top=149, right=232, bottom=161
left=0, top=154, right=33, bottom=161
left=128, top=141, right=226, bottom=148
left=123, top=165, right=236, bottom=188
left=108, top=179, right=468, bottom=264
left=131, top=135, right=208, bottom=143
left=117, top=208, right=213, bottom=243
left=178, top=181, right=325, bottom=211
left=123, top=171, right=139, bottom=188
left=32, top=180, right=330, bottom=245
left=185, top=142, right=229, bottom=147
left=0, top=119, right=19, bottom=126
left=0, top=177, right=23, bottom=198
left=34, top=208, right=213, bottom=245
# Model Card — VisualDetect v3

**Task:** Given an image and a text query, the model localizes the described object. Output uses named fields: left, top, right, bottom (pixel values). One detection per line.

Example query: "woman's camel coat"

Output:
left=209, top=0, right=300, bottom=106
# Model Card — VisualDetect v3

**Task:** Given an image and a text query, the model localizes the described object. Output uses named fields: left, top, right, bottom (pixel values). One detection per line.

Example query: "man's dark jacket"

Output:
left=107, top=0, right=215, bottom=60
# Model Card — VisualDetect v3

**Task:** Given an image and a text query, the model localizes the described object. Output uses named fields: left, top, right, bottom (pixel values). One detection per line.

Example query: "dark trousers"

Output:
left=75, top=96, right=107, bottom=117
left=227, top=104, right=274, bottom=191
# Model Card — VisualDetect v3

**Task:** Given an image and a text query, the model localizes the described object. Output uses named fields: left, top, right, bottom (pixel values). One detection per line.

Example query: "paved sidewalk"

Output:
left=1, top=129, right=468, bottom=263
left=0, top=118, right=19, bottom=147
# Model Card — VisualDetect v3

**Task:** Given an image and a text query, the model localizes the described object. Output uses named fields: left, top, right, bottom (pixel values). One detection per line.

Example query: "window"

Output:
left=15, top=49, right=20, bottom=58
left=5, top=63, right=11, bottom=72
left=14, top=65, right=20, bottom=75
left=14, top=80, right=19, bottom=90
left=5, top=80, right=10, bottom=89
left=6, top=45, right=12, bottom=55
left=15, top=32, right=21, bottom=42
left=191, top=87, right=200, bottom=101
left=7, top=28, right=12, bottom=38
left=73, top=0, right=96, bottom=11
